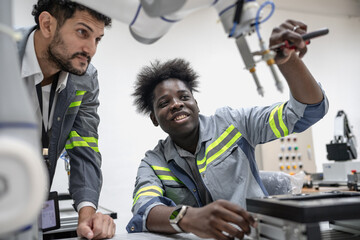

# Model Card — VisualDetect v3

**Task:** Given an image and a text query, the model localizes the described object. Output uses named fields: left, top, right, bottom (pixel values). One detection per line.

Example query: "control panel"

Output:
left=255, top=128, right=316, bottom=174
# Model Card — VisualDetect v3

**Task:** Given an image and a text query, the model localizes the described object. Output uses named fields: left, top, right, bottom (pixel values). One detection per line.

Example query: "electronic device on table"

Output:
left=246, top=191, right=360, bottom=240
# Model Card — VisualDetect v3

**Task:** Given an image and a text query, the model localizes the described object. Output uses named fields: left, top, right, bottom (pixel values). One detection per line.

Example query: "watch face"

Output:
left=170, top=211, right=179, bottom=220
left=170, top=206, right=182, bottom=220
left=169, top=205, right=187, bottom=233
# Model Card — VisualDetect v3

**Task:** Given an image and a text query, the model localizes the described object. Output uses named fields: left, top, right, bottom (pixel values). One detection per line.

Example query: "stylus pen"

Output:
left=269, top=28, right=329, bottom=51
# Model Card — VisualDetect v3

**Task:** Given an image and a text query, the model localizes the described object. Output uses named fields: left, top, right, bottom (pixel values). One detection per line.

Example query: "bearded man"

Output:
left=17, top=1, right=115, bottom=239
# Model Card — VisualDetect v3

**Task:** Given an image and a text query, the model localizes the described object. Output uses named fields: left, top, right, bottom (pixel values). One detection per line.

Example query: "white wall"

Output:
left=12, top=0, right=360, bottom=233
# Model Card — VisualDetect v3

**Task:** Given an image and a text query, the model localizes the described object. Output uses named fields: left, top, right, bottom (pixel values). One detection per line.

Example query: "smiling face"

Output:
left=151, top=78, right=200, bottom=142
left=48, top=10, right=105, bottom=75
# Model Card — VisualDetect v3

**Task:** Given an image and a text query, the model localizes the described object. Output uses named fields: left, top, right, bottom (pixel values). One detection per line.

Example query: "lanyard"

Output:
left=36, top=74, right=59, bottom=148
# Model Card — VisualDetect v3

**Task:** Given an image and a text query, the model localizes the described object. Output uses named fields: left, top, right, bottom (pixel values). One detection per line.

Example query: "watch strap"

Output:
left=169, top=205, right=188, bottom=233
left=170, top=220, right=184, bottom=233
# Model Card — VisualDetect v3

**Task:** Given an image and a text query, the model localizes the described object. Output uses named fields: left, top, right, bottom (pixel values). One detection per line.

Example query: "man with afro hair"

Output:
left=127, top=19, right=328, bottom=240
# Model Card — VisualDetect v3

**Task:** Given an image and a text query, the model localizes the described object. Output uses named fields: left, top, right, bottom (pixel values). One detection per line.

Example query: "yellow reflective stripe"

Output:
left=65, top=142, right=98, bottom=152
left=69, top=101, right=81, bottom=108
left=135, top=185, right=163, bottom=198
left=134, top=185, right=163, bottom=200
left=68, top=131, right=99, bottom=143
left=83, top=137, right=98, bottom=145
left=69, top=131, right=80, bottom=138
left=67, top=131, right=99, bottom=152
left=151, top=166, right=171, bottom=172
left=197, top=125, right=235, bottom=165
left=278, top=103, right=289, bottom=136
left=206, top=132, right=242, bottom=165
left=199, top=131, right=242, bottom=173
left=197, top=156, right=206, bottom=165
left=158, top=175, right=182, bottom=184
left=66, top=141, right=89, bottom=149
left=69, top=91, right=86, bottom=108
left=133, top=186, right=163, bottom=205
left=198, top=166, right=205, bottom=173
left=151, top=166, right=183, bottom=184
left=269, top=105, right=282, bottom=138
left=76, top=90, right=86, bottom=96
left=90, top=147, right=99, bottom=152
left=133, top=192, right=160, bottom=206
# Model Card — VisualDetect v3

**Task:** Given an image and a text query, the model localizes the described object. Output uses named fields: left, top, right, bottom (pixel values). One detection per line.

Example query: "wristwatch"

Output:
left=169, top=205, right=188, bottom=233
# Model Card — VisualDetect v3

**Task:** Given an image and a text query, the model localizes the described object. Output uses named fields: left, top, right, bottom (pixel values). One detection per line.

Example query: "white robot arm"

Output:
left=74, top=0, right=281, bottom=96
left=0, top=0, right=48, bottom=237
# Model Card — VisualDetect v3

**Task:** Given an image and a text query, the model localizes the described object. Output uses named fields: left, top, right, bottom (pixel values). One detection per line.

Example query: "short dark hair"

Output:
left=132, top=58, right=200, bottom=115
left=32, top=0, right=112, bottom=29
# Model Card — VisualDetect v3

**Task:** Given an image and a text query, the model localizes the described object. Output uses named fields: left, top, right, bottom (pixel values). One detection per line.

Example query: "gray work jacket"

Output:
left=17, top=27, right=102, bottom=209
left=127, top=88, right=329, bottom=233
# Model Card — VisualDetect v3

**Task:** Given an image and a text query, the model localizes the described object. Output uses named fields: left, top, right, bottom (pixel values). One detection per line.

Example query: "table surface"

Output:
left=301, top=186, right=351, bottom=193
left=60, top=232, right=252, bottom=240
left=59, top=188, right=356, bottom=240
left=60, top=232, right=213, bottom=240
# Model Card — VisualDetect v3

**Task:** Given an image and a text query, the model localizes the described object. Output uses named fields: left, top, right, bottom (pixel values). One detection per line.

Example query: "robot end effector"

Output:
left=219, top=0, right=281, bottom=97
left=327, top=110, right=358, bottom=161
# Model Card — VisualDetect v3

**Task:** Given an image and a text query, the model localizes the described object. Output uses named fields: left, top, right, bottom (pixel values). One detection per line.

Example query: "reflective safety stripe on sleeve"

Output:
left=269, top=102, right=289, bottom=138
left=66, top=90, right=87, bottom=115
left=76, top=90, right=86, bottom=96
left=69, top=90, right=86, bottom=108
left=151, top=166, right=183, bottom=184
left=65, top=130, right=99, bottom=152
left=133, top=185, right=164, bottom=206
left=197, top=125, right=242, bottom=173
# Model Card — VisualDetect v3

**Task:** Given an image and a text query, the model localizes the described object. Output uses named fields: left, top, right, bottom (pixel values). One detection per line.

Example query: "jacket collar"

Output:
left=162, top=114, right=212, bottom=164
left=198, top=114, right=213, bottom=146
left=17, top=26, right=37, bottom=68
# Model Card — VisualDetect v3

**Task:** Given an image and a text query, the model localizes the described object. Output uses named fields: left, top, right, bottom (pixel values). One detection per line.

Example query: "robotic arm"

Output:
left=0, top=0, right=48, bottom=237
left=327, top=110, right=358, bottom=161
left=74, top=0, right=281, bottom=96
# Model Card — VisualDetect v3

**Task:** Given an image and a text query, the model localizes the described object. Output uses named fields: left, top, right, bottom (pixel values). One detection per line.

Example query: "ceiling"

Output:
left=273, top=0, right=360, bottom=18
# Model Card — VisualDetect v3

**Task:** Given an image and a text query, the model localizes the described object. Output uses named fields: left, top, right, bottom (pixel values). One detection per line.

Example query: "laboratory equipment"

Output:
left=326, top=110, right=357, bottom=161
left=247, top=191, right=360, bottom=239
left=255, top=128, right=317, bottom=174
left=319, top=110, right=360, bottom=187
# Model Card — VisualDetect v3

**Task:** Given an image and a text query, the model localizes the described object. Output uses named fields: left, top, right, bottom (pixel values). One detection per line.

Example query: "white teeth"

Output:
left=174, top=115, right=187, bottom=121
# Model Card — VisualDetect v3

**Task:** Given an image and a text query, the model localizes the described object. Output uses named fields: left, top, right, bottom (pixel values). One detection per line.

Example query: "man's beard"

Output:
left=47, top=31, right=91, bottom=76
